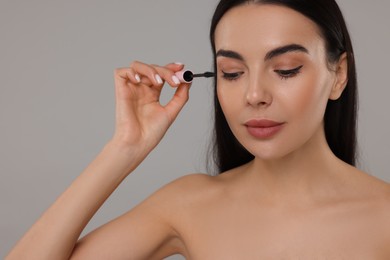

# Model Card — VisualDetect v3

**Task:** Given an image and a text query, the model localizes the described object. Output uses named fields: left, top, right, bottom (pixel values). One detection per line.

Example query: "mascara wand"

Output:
left=192, top=72, right=215, bottom=78
left=175, top=70, right=215, bottom=83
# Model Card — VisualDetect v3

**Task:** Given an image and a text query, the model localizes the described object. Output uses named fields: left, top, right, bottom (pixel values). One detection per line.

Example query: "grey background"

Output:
left=1, top=1, right=389, bottom=258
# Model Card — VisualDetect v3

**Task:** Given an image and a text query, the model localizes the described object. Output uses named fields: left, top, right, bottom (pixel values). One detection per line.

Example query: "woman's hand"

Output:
left=111, top=61, right=190, bottom=154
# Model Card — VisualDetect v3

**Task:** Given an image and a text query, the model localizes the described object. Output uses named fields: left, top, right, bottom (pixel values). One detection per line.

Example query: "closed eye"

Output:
left=274, top=65, right=303, bottom=80
left=221, top=71, right=244, bottom=81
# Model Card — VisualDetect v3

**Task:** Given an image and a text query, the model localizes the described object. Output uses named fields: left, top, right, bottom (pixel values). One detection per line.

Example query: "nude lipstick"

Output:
left=245, top=119, right=285, bottom=139
left=175, top=70, right=215, bottom=83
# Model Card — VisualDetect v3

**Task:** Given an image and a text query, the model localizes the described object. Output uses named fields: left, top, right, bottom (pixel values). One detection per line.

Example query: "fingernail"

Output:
left=155, top=74, right=163, bottom=85
left=135, top=74, right=141, bottom=83
left=172, top=75, right=181, bottom=85
left=174, top=62, right=184, bottom=65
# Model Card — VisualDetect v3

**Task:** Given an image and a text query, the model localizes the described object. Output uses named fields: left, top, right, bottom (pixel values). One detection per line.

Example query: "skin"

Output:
left=7, top=3, right=390, bottom=260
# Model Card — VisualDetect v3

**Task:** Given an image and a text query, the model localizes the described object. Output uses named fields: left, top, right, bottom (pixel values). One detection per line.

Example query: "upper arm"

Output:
left=71, top=209, right=179, bottom=259
left=69, top=173, right=212, bottom=259
left=69, top=176, right=197, bottom=259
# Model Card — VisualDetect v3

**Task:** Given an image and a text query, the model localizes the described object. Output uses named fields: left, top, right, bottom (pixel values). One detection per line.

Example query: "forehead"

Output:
left=214, top=4, right=324, bottom=56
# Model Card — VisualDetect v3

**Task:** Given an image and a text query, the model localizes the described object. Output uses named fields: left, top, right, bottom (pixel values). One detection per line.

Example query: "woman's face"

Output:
left=215, top=4, right=346, bottom=160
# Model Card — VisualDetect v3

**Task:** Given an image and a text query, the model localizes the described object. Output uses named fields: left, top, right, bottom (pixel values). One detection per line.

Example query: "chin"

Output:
left=245, top=145, right=289, bottom=161
left=240, top=135, right=304, bottom=162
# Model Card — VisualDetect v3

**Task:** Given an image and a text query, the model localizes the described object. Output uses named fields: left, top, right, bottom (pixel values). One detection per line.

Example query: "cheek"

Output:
left=217, top=84, right=242, bottom=117
left=282, top=71, right=331, bottom=121
left=217, top=83, right=247, bottom=140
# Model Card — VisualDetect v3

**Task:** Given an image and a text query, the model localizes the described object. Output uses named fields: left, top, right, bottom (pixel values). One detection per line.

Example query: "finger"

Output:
left=164, top=62, right=185, bottom=72
left=164, top=83, right=191, bottom=124
left=152, top=65, right=183, bottom=88
left=114, top=67, right=141, bottom=86
left=130, top=61, right=164, bottom=87
left=113, top=68, right=137, bottom=102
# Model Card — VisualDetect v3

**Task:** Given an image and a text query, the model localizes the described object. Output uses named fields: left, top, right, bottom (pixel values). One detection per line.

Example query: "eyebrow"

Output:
left=216, top=44, right=309, bottom=62
left=264, top=44, right=308, bottom=60
left=216, top=49, right=244, bottom=61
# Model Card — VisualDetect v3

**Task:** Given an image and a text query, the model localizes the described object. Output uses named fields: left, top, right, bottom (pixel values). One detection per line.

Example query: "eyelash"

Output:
left=274, top=65, right=303, bottom=80
left=221, top=71, right=243, bottom=81
left=221, top=65, right=303, bottom=81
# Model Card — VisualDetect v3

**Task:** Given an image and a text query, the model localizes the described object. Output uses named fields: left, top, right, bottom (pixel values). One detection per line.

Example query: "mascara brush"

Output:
left=175, top=70, right=215, bottom=83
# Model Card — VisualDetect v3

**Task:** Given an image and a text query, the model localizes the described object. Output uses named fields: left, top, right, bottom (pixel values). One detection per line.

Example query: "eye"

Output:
left=221, top=71, right=244, bottom=81
left=274, top=65, right=303, bottom=80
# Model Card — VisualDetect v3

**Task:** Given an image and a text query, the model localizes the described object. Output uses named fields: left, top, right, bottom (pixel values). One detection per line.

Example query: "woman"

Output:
left=7, top=0, right=390, bottom=259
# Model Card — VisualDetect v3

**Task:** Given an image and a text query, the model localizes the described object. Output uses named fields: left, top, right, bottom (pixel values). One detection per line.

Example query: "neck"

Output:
left=244, top=127, right=350, bottom=207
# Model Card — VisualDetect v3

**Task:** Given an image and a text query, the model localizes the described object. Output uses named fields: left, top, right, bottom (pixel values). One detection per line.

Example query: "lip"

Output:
left=244, top=119, right=285, bottom=139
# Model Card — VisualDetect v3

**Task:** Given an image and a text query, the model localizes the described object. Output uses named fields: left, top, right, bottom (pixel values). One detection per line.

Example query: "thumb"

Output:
left=164, top=83, right=191, bottom=124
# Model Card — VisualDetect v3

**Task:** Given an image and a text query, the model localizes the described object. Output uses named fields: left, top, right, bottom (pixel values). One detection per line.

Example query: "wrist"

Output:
left=103, top=139, right=149, bottom=172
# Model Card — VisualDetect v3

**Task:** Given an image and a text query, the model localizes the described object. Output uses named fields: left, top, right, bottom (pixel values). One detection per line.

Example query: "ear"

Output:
left=329, top=52, right=348, bottom=100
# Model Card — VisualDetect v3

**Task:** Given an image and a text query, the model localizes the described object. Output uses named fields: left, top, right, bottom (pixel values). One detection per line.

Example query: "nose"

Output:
left=245, top=75, right=272, bottom=107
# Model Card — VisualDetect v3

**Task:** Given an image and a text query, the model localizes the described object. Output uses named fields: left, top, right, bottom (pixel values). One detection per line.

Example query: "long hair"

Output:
left=208, top=0, right=358, bottom=175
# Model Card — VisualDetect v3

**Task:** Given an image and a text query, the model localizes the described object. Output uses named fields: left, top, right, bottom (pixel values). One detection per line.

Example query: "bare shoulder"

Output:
left=353, top=168, right=390, bottom=240
left=156, top=165, right=248, bottom=203
left=163, top=173, right=219, bottom=193
left=355, top=168, right=390, bottom=201
left=372, top=175, right=390, bottom=217
left=370, top=177, right=390, bottom=255
left=350, top=167, right=390, bottom=209
left=149, top=173, right=226, bottom=208
left=143, top=171, right=237, bottom=223
left=372, top=176, right=390, bottom=214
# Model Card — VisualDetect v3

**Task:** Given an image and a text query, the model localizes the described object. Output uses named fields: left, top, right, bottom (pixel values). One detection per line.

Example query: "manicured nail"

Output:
left=155, top=74, right=163, bottom=85
left=135, top=74, right=141, bottom=83
left=172, top=75, right=181, bottom=85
